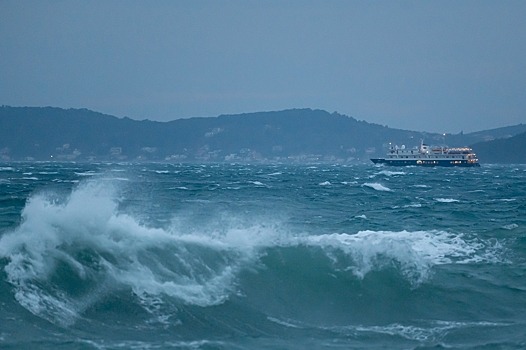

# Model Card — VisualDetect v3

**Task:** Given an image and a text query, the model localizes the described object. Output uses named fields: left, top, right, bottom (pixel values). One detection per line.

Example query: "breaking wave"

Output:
left=0, top=179, right=506, bottom=327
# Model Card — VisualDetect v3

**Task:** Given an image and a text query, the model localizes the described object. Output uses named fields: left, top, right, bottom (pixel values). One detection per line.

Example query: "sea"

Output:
left=0, top=162, right=525, bottom=349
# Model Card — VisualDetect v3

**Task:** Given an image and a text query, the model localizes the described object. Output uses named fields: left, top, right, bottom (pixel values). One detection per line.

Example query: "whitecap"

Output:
left=52, top=179, right=80, bottom=183
left=377, top=170, right=406, bottom=176
left=434, top=198, right=459, bottom=203
left=75, top=171, right=97, bottom=176
left=363, top=182, right=392, bottom=192
left=183, top=199, right=211, bottom=203
left=341, top=181, right=358, bottom=185
left=106, top=177, right=129, bottom=181
left=502, top=224, right=518, bottom=230
left=319, top=181, right=331, bottom=186
left=299, top=229, right=502, bottom=284
left=404, top=203, right=422, bottom=208
left=0, top=180, right=279, bottom=325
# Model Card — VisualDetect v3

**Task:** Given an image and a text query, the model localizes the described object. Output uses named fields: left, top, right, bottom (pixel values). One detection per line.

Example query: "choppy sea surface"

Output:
left=0, top=162, right=525, bottom=349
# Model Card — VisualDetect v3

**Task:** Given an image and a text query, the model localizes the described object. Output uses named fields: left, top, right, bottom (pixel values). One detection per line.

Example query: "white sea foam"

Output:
left=502, top=224, right=518, bottom=230
left=267, top=316, right=303, bottom=329
left=346, top=320, right=506, bottom=342
left=434, top=198, right=459, bottom=203
left=299, top=230, right=498, bottom=284
left=376, top=170, right=406, bottom=176
left=363, top=182, right=392, bottom=192
left=0, top=179, right=505, bottom=326
left=106, top=177, right=129, bottom=181
left=0, top=180, right=274, bottom=325
left=353, top=323, right=441, bottom=342
left=52, top=179, right=80, bottom=183
left=341, top=181, right=358, bottom=185
left=404, top=203, right=422, bottom=208
left=319, top=181, right=331, bottom=186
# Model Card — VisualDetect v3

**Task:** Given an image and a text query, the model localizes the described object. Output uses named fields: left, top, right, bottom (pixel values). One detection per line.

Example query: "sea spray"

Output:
left=296, top=230, right=497, bottom=284
left=0, top=179, right=286, bottom=325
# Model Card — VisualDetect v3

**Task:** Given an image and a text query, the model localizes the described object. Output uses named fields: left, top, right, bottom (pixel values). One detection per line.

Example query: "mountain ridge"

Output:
left=1, top=106, right=524, bottom=163
left=471, top=131, right=526, bottom=164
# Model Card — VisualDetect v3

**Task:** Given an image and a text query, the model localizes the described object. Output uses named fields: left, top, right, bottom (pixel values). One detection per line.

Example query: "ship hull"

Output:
left=371, top=158, right=480, bottom=167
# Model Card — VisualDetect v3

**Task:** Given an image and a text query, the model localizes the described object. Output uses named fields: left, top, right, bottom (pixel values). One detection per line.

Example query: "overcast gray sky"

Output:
left=1, top=1, right=525, bottom=133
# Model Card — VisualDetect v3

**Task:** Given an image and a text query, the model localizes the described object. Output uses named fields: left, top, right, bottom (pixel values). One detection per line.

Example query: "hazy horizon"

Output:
left=1, top=1, right=525, bottom=133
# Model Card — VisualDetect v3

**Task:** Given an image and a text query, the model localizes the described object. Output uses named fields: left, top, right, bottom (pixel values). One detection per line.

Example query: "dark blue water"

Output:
left=0, top=162, right=525, bottom=349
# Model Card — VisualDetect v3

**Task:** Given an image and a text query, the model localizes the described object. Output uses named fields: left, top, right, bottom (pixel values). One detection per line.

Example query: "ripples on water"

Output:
left=0, top=162, right=525, bottom=349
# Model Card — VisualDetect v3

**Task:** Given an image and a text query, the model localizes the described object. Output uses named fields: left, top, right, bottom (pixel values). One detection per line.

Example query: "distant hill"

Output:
left=0, top=106, right=524, bottom=163
left=471, top=131, right=526, bottom=164
left=445, top=124, right=526, bottom=146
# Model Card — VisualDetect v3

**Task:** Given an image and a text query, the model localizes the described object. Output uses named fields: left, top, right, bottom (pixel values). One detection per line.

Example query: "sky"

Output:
left=1, top=1, right=525, bottom=133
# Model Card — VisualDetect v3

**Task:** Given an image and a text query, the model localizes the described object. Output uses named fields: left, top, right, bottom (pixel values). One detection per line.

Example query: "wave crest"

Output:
left=0, top=180, right=506, bottom=326
left=299, top=230, right=498, bottom=284
left=0, top=181, right=268, bottom=324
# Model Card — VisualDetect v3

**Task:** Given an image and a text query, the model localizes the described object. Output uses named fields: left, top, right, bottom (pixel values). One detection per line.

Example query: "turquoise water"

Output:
left=0, top=163, right=525, bottom=349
